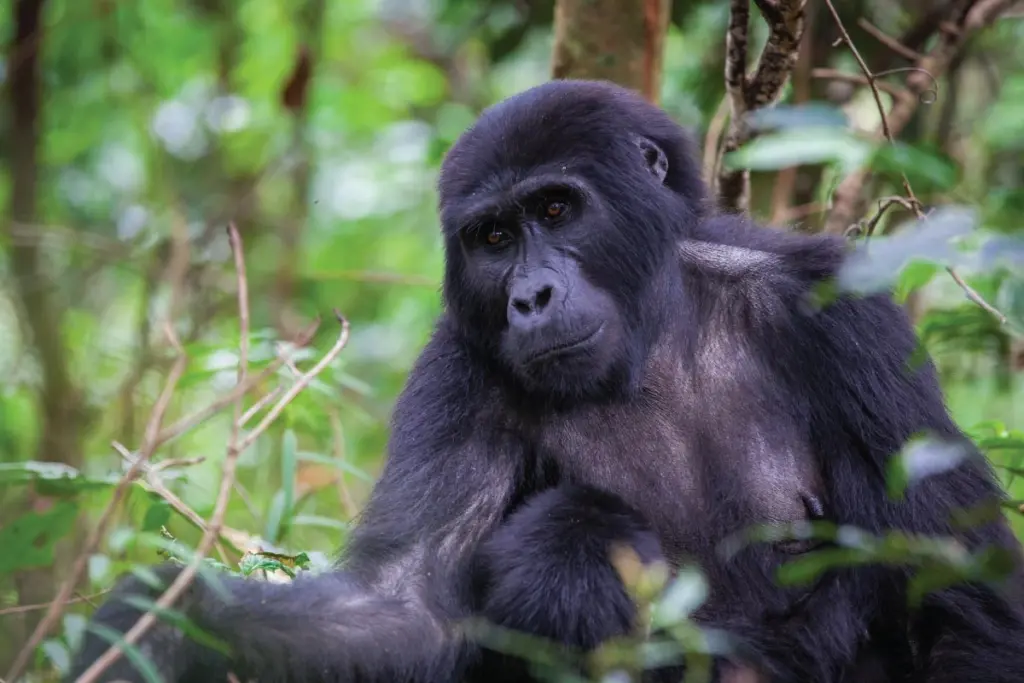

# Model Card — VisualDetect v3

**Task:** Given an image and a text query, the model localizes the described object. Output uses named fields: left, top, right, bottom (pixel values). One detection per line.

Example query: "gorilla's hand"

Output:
left=67, top=564, right=201, bottom=683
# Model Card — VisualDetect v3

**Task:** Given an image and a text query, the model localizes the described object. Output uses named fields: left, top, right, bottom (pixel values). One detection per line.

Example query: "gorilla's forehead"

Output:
left=438, top=81, right=666, bottom=213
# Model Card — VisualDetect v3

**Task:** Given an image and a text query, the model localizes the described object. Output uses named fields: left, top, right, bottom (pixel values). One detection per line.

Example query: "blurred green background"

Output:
left=1, top=0, right=1022, bottom=679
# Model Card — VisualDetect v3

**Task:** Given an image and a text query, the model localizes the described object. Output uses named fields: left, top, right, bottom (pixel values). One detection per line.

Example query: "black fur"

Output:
left=67, top=80, right=1024, bottom=683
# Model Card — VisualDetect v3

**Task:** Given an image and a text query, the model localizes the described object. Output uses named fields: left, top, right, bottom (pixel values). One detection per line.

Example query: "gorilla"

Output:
left=68, top=80, right=1024, bottom=683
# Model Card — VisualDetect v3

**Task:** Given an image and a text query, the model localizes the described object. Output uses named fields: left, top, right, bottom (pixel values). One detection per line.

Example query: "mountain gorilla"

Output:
left=69, top=80, right=1024, bottom=683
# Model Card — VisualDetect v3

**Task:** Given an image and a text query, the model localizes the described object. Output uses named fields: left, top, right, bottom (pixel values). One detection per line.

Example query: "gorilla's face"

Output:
left=435, top=81, right=691, bottom=401
left=453, top=179, right=628, bottom=397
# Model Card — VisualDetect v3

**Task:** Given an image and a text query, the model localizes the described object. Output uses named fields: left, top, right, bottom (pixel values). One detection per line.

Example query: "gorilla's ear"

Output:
left=634, top=135, right=669, bottom=185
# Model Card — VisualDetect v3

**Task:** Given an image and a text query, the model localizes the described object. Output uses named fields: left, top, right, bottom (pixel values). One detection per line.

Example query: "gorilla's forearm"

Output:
left=68, top=567, right=466, bottom=683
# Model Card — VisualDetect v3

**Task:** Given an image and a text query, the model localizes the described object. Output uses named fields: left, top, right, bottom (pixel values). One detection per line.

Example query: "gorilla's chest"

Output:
left=534, top=368, right=822, bottom=561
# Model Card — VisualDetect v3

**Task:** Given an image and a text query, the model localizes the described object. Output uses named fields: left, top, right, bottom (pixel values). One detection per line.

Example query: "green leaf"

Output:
left=870, top=142, right=959, bottom=191
left=0, top=501, right=79, bottom=573
left=724, top=128, right=870, bottom=173
left=141, top=500, right=172, bottom=532
left=0, top=461, right=120, bottom=494
left=894, top=259, right=941, bottom=302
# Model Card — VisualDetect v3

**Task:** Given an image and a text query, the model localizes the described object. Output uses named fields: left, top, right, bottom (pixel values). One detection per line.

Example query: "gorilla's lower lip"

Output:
left=524, top=324, right=604, bottom=364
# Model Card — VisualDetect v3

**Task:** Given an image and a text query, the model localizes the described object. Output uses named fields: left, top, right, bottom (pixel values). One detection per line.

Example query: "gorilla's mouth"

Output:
left=523, top=324, right=604, bottom=365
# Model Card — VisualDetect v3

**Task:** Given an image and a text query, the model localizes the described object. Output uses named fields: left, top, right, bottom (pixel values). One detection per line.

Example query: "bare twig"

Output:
left=6, top=325, right=189, bottom=682
left=153, top=319, right=319, bottom=447
left=825, top=0, right=1014, bottom=235
left=73, top=225, right=352, bottom=681
left=857, top=18, right=924, bottom=61
left=821, top=0, right=1007, bottom=324
left=240, top=385, right=283, bottom=426
left=0, top=592, right=111, bottom=617
left=702, top=95, right=730, bottom=185
left=112, top=442, right=235, bottom=561
left=844, top=196, right=919, bottom=240
left=238, top=313, right=351, bottom=454
left=328, top=406, right=360, bottom=519
left=717, top=0, right=807, bottom=212
left=227, top=221, right=250, bottom=466
left=811, top=68, right=907, bottom=99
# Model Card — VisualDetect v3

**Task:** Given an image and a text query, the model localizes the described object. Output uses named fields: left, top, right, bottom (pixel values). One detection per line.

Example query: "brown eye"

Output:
left=544, top=201, right=568, bottom=219
left=484, top=228, right=510, bottom=246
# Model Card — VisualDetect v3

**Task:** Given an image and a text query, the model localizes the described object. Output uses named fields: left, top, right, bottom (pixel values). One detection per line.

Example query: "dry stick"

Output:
left=237, top=314, right=351, bottom=454
left=846, top=196, right=920, bottom=240
left=112, top=442, right=236, bottom=561
left=702, top=94, right=730, bottom=186
left=821, top=0, right=1007, bottom=324
left=857, top=18, right=924, bottom=61
left=227, top=222, right=250, bottom=448
left=75, top=314, right=352, bottom=683
left=5, top=323, right=190, bottom=683
left=76, top=226, right=352, bottom=682
left=328, top=407, right=360, bottom=519
left=73, top=223, right=255, bottom=682
left=240, top=385, right=283, bottom=426
left=75, top=228, right=350, bottom=679
left=0, top=592, right=111, bottom=617
left=153, top=318, right=320, bottom=447
left=824, top=0, right=1014, bottom=235
left=810, top=68, right=907, bottom=98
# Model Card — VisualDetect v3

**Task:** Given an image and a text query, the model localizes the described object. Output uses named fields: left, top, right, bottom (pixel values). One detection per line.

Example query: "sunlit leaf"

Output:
left=836, top=206, right=978, bottom=295
left=724, top=128, right=870, bottom=172
left=651, top=568, right=708, bottom=628
left=745, top=103, right=849, bottom=132
left=886, top=435, right=975, bottom=500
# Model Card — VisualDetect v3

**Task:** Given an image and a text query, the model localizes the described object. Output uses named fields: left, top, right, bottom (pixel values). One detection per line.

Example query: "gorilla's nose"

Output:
left=508, top=275, right=560, bottom=328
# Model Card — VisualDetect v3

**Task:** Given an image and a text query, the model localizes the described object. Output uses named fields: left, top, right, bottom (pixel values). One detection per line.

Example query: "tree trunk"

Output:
left=551, top=0, right=671, bottom=103
left=3, top=0, right=88, bottom=662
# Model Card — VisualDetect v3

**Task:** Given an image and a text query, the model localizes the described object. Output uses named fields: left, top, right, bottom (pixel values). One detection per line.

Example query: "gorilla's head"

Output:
left=436, top=80, right=708, bottom=402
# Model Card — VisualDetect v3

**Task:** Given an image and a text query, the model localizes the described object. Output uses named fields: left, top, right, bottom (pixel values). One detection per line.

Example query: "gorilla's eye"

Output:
left=543, top=200, right=569, bottom=220
left=483, top=227, right=512, bottom=247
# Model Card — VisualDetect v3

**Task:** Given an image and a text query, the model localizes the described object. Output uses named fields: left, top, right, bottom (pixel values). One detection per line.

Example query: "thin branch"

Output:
left=821, top=0, right=1007, bottom=325
left=238, top=313, right=351, bottom=454
left=328, top=406, right=359, bottom=519
left=824, top=0, right=1014, bottom=235
left=73, top=226, right=352, bottom=681
left=113, top=442, right=235, bottom=561
left=844, top=196, right=919, bottom=240
left=227, top=221, right=250, bottom=461
left=0, top=592, right=111, bottom=617
left=240, top=385, right=283, bottom=427
left=6, top=324, right=189, bottom=682
left=811, top=68, right=907, bottom=99
left=702, top=95, right=730, bottom=186
left=857, top=18, right=924, bottom=61
left=153, top=319, right=319, bottom=447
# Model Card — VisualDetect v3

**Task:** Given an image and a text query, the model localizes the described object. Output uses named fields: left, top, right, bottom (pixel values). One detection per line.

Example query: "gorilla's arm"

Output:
left=68, top=331, right=521, bottom=683
left=799, top=274, right=1024, bottom=682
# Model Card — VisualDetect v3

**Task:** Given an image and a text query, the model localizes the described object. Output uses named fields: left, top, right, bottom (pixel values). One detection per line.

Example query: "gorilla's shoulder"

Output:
left=683, top=213, right=849, bottom=287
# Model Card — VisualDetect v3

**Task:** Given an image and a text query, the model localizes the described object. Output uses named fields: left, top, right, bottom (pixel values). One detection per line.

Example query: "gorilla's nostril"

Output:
left=536, top=286, right=552, bottom=310
left=513, top=299, right=532, bottom=315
